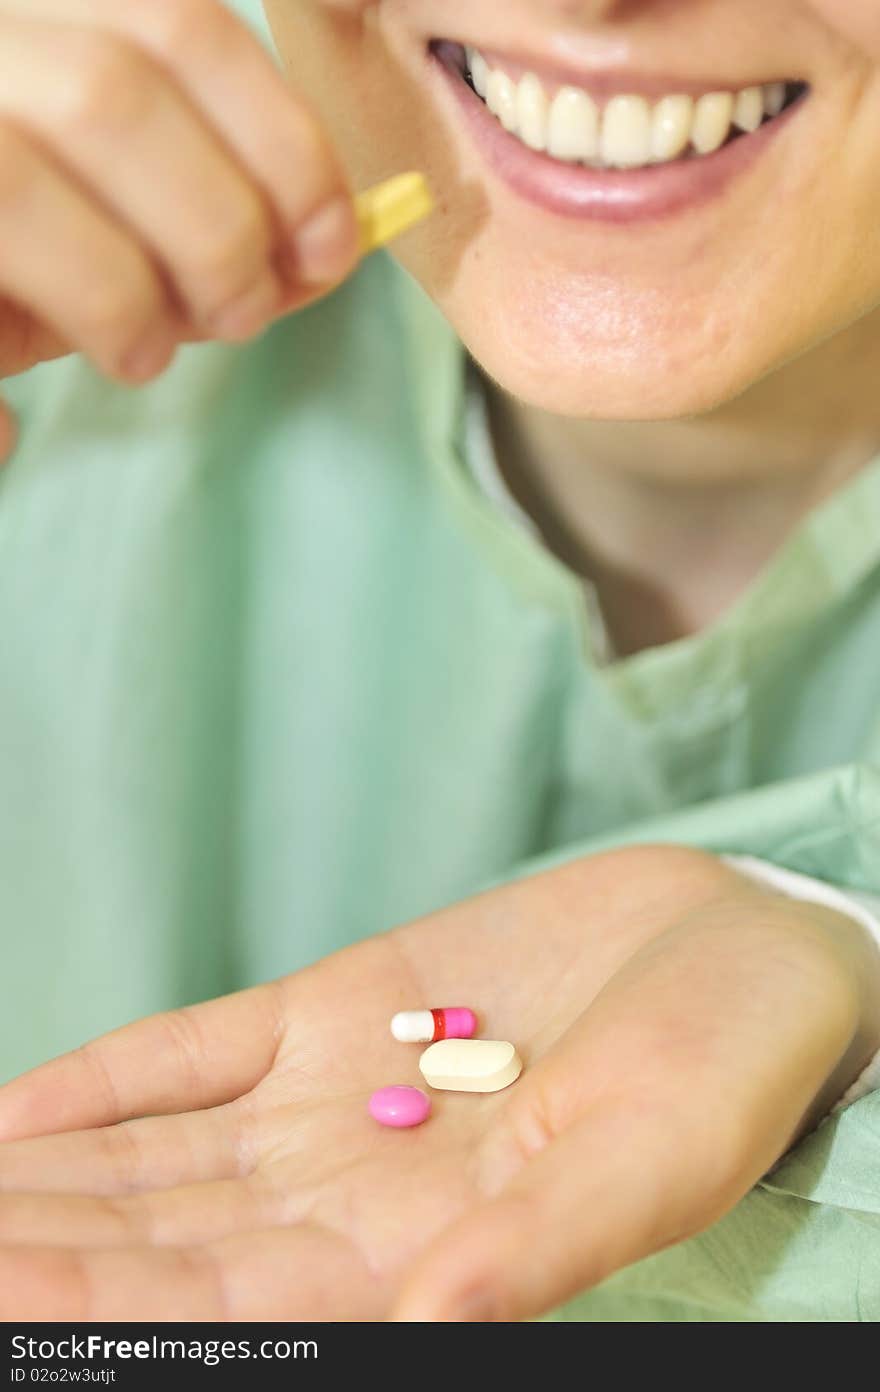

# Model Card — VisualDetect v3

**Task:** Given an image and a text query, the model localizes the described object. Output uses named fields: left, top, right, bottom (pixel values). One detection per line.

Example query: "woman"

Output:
left=0, top=0, right=878, bottom=1321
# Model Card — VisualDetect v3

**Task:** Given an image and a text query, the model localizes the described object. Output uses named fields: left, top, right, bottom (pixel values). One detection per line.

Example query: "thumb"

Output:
left=391, top=1099, right=697, bottom=1323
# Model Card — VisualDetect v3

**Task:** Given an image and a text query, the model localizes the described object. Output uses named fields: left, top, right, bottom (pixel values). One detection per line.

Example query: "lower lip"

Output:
left=430, top=44, right=808, bottom=225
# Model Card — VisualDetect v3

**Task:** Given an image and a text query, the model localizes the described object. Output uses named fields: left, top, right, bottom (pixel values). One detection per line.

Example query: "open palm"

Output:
left=0, top=846, right=866, bottom=1320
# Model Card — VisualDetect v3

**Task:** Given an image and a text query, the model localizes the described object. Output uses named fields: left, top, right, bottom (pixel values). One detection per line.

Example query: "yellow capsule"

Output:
left=354, top=172, right=434, bottom=255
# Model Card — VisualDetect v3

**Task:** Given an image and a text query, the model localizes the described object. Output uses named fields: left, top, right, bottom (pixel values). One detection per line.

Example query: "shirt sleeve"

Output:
left=719, top=854, right=880, bottom=1113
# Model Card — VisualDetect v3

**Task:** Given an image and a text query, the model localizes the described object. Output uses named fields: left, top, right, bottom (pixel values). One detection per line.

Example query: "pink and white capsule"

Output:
left=390, top=1008, right=477, bottom=1044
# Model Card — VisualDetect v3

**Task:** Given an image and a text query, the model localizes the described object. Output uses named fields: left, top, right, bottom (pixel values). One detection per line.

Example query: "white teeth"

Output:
left=649, top=94, right=693, bottom=163
left=547, top=86, right=600, bottom=162
left=601, top=95, right=652, bottom=169
left=517, top=72, right=549, bottom=150
left=763, top=81, right=786, bottom=116
left=732, top=85, right=764, bottom=132
left=467, top=46, right=489, bottom=98
left=486, top=68, right=518, bottom=131
left=690, top=91, right=734, bottom=154
left=464, top=49, right=796, bottom=169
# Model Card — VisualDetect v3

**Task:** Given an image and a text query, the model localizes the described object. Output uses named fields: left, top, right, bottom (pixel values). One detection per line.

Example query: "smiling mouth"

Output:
left=430, top=40, right=809, bottom=173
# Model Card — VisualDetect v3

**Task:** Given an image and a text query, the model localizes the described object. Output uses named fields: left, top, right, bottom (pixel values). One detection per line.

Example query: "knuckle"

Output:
left=187, top=205, right=272, bottom=305
left=105, top=1194, right=149, bottom=1242
left=82, top=278, right=158, bottom=352
left=77, top=1040, right=123, bottom=1117
left=160, top=1007, right=207, bottom=1088
left=57, top=33, right=156, bottom=134
left=140, top=0, right=233, bottom=59
left=99, top=1117, right=143, bottom=1186
left=115, top=1193, right=165, bottom=1244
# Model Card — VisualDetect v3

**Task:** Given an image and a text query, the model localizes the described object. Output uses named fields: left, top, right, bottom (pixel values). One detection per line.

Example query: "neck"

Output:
left=483, top=311, right=880, bottom=658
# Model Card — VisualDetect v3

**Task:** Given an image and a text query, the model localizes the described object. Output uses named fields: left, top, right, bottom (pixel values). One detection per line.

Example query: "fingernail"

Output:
left=292, top=194, right=358, bottom=286
left=209, top=277, right=282, bottom=342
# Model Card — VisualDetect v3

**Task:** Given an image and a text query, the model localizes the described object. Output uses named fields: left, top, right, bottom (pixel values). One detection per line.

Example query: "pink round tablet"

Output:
left=368, top=1085, right=431, bottom=1128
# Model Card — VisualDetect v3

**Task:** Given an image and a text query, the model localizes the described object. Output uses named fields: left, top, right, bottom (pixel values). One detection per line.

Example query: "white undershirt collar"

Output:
left=460, top=356, right=618, bottom=667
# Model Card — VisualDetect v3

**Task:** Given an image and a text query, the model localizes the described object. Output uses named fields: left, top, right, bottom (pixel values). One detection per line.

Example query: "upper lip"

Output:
left=438, top=39, right=797, bottom=101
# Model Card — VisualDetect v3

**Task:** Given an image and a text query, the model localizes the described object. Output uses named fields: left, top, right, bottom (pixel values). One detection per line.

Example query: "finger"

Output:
left=0, top=981, right=283, bottom=1140
left=0, top=1105, right=244, bottom=1195
left=0, top=121, right=178, bottom=383
left=0, top=299, right=70, bottom=378
left=0, top=1175, right=281, bottom=1248
left=0, top=1226, right=380, bottom=1320
left=16, top=0, right=359, bottom=289
left=0, top=18, right=286, bottom=338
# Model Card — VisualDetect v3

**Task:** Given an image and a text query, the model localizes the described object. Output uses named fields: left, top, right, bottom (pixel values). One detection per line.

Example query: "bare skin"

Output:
left=0, top=0, right=879, bottom=1321
left=481, top=317, right=880, bottom=653
left=265, top=0, right=880, bottom=655
left=0, top=846, right=877, bottom=1320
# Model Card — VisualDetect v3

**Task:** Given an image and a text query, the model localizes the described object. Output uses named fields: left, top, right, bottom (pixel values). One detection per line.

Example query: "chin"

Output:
left=395, top=241, right=784, bottom=421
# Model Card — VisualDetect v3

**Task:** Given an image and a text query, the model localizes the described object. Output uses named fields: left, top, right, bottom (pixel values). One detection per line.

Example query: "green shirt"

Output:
left=1, top=0, right=878, bottom=1321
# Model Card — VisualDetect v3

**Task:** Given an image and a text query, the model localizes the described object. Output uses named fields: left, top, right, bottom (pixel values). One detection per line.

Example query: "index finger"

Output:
left=0, top=981, right=285, bottom=1142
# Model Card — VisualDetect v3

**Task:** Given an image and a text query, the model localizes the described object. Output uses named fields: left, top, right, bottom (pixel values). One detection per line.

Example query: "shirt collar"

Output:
left=459, top=354, right=619, bottom=668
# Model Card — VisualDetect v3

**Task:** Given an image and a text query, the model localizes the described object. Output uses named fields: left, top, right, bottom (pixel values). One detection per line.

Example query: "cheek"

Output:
left=267, top=4, right=880, bottom=421
left=805, top=1, right=880, bottom=55
left=397, top=81, right=880, bottom=419
left=265, top=4, right=434, bottom=182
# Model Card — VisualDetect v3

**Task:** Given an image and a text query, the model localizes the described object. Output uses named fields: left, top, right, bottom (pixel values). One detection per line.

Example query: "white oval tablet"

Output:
left=418, top=1038, right=522, bottom=1094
